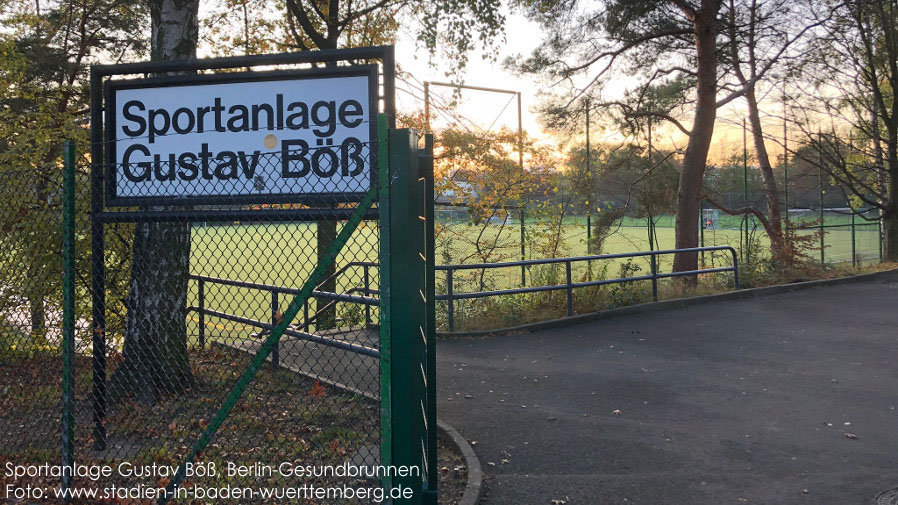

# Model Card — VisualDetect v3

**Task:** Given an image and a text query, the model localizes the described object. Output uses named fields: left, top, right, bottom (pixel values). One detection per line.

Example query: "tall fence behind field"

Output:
left=435, top=201, right=882, bottom=272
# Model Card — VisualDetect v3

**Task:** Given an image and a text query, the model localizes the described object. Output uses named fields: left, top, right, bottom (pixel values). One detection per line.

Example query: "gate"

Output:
left=58, top=47, right=436, bottom=504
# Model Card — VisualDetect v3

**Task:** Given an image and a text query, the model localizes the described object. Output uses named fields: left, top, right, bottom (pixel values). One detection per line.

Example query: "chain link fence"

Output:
left=2, top=142, right=390, bottom=502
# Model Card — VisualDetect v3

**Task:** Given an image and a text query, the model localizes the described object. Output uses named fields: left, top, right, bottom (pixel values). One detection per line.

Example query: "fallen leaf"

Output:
left=844, top=432, right=858, bottom=439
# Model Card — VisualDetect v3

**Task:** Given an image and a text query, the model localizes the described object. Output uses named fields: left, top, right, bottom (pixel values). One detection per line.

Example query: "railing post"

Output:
left=650, top=252, right=658, bottom=302
left=565, top=260, right=573, bottom=317
left=447, top=268, right=455, bottom=332
left=732, top=249, right=740, bottom=289
left=364, top=264, right=371, bottom=326
left=303, top=300, right=310, bottom=331
left=271, top=291, right=279, bottom=368
left=198, top=278, right=205, bottom=348
left=851, top=212, right=856, bottom=267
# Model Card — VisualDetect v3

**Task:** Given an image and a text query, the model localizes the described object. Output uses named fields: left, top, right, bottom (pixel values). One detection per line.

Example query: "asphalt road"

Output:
left=437, top=272, right=898, bottom=505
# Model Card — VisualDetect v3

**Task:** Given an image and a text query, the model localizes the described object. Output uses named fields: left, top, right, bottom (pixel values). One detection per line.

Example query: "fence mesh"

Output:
left=2, top=144, right=387, bottom=503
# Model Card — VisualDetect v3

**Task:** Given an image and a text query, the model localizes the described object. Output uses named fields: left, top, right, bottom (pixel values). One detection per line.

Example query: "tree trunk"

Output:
left=884, top=152, right=898, bottom=261
left=673, top=0, right=719, bottom=276
left=745, top=86, right=785, bottom=258
left=316, top=220, right=337, bottom=330
left=109, top=0, right=199, bottom=406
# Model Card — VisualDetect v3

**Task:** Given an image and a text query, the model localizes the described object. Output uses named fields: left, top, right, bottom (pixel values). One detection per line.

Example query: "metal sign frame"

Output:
left=102, top=65, right=379, bottom=207
left=84, top=46, right=438, bottom=505
left=88, top=46, right=395, bottom=450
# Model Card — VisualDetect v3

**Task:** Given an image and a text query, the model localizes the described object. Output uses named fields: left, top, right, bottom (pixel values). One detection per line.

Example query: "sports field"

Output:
left=186, top=213, right=881, bottom=339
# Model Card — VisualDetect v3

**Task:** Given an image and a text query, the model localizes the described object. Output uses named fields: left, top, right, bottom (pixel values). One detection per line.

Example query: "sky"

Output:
left=392, top=6, right=553, bottom=141
left=386, top=3, right=790, bottom=166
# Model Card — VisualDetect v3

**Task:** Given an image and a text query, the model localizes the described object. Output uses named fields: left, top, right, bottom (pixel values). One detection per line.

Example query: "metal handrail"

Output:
left=189, top=245, right=739, bottom=339
left=437, top=246, right=739, bottom=331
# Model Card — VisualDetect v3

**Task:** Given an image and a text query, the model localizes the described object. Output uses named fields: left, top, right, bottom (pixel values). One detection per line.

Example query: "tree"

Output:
left=789, top=0, right=898, bottom=261
left=511, top=0, right=724, bottom=275
left=709, top=0, right=831, bottom=264
left=278, top=0, right=504, bottom=327
left=512, top=0, right=824, bottom=273
left=109, top=0, right=198, bottom=406
left=0, top=0, right=144, bottom=342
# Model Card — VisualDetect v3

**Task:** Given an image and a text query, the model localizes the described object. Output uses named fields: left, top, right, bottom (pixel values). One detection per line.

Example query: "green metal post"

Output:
left=880, top=209, right=885, bottom=262
left=520, top=207, right=526, bottom=286
left=851, top=211, right=856, bottom=267
left=387, top=127, right=425, bottom=505
left=743, top=119, right=749, bottom=264
left=700, top=201, right=705, bottom=266
left=783, top=89, right=789, bottom=227
left=819, top=138, right=825, bottom=266
left=647, top=216, right=654, bottom=253
left=377, top=114, right=393, bottom=491
left=61, top=141, right=76, bottom=499
left=421, top=134, right=438, bottom=504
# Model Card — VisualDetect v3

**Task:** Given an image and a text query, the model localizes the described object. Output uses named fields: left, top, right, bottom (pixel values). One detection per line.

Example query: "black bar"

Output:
left=92, top=46, right=395, bottom=77
left=189, top=274, right=378, bottom=306
left=650, top=252, right=659, bottom=302
left=89, top=68, right=107, bottom=451
left=98, top=208, right=379, bottom=224
left=382, top=46, right=396, bottom=128
left=565, top=261, right=573, bottom=316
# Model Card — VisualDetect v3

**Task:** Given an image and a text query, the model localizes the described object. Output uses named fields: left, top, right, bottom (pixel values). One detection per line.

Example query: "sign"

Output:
left=104, top=66, right=377, bottom=206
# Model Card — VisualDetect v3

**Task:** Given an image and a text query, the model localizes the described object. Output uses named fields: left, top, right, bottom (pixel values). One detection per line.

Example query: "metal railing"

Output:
left=189, top=246, right=738, bottom=338
left=188, top=264, right=380, bottom=366
left=438, top=246, right=739, bottom=331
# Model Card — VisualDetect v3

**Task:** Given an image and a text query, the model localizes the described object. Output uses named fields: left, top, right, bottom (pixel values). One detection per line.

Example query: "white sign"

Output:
left=106, top=67, right=376, bottom=205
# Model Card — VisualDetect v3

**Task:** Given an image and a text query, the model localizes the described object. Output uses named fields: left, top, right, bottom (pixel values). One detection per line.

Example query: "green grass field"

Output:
left=187, top=216, right=881, bottom=338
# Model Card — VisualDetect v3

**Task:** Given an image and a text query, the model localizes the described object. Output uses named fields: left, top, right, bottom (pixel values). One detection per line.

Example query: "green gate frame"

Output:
left=379, top=120, right=438, bottom=504
left=60, top=114, right=437, bottom=504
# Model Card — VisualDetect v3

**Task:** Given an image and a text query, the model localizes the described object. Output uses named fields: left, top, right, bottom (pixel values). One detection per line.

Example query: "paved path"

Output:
left=437, top=272, right=898, bottom=504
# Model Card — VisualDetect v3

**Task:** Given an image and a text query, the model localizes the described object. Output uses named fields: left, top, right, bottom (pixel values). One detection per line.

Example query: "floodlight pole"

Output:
left=423, top=81, right=527, bottom=284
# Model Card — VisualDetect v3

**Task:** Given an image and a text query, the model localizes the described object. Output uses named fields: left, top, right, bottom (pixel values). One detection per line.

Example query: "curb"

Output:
left=438, top=267, right=898, bottom=338
left=437, top=419, right=483, bottom=505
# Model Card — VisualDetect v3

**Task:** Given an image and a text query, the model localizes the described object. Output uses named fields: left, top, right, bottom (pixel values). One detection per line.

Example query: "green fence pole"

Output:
left=61, top=140, right=76, bottom=499
left=387, top=127, right=425, bottom=505
left=377, top=114, right=393, bottom=492
left=586, top=212, right=592, bottom=280
left=646, top=214, right=655, bottom=251
left=851, top=211, right=856, bottom=267
left=743, top=119, right=749, bottom=265
left=819, top=158, right=825, bottom=266
left=520, top=207, right=526, bottom=286
left=700, top=201, right=705, bottom=266
left=420, top=134, right=438, bottom=505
